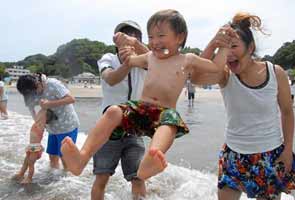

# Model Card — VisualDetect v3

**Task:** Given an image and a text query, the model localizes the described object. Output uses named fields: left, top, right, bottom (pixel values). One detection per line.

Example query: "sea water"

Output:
left=1, top=112, right=294, bottom=199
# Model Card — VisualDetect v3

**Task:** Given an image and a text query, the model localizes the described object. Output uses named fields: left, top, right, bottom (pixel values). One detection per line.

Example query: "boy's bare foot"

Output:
left=137, top=148, right=168, bottom=180
left=20, top=177, right=32, bottom=184
left=60, top=137, right=84, bottom=175
left=11, top=173, right=24, bottom=182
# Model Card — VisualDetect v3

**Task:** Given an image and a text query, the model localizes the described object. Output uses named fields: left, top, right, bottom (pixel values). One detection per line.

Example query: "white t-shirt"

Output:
left=221, top=62, right=282, bottom=154
left=24, top=78, right=80, bottom=134
left=97, top=53, right=146, bottom=113
left=0, top=81, right=8, bottom=101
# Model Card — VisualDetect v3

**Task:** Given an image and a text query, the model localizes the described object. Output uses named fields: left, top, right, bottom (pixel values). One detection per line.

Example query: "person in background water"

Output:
left=185, top=73, right=196, bottom=106
left=192, top=12, right=295, bottom=200
left=91, top=20, right=148, bottom=200
left=61, top=9, right=228, bottom=181
left=12, top=109, right=57, bottom=184
left=17, top=74, right=80, bottom=171
left=0, top=75, right=8, bottom=119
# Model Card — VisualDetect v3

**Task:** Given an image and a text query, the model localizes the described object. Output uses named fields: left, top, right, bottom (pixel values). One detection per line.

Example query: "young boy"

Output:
left=61, top=9, right=229, bottom=180
left=13, top=109, right=57, bottom=184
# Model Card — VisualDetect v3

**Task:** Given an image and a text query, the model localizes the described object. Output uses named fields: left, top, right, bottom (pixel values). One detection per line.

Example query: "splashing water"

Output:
left=0, top=112, right=294, bottom=200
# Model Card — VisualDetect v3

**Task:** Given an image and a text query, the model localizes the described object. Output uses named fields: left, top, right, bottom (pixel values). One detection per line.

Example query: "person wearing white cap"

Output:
left=91, top=20, right=149, bottom=200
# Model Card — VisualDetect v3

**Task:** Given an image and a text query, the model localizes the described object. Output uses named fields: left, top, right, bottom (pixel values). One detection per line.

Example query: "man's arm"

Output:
left=39, top=94, right=75, bottom=109
left=101, top=32, right=149, bottom=86
left=101, top=63, right=132, bottom=86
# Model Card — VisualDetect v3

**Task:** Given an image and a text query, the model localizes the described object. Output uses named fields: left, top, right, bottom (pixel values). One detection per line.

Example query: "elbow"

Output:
left=104, top=77, right=117, bottom=86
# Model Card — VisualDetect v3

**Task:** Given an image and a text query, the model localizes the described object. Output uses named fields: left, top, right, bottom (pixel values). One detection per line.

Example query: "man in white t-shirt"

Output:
left=92, top=21, right=149, bottom=200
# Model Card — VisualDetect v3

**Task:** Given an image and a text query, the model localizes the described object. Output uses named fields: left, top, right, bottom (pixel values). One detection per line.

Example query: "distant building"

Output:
left=5, top=66, right=30, bottom=81
left=72, top=72, right=100, bottom=85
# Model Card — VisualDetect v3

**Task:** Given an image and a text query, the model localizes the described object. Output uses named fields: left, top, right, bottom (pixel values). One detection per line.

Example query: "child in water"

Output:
left=61, top=9, right=229, bottom=180
left=13, top=109, right=57, bottom=184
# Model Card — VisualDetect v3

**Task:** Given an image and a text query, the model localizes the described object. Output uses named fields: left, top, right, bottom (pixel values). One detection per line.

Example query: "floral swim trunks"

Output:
left=218, top=144, right=295, bottom=200
left=110, top=100, right=189, bottom=140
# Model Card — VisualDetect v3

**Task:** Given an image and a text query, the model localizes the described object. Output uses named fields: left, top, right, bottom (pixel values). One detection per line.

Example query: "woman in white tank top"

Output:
left=192, top=12, right=295, bottom=200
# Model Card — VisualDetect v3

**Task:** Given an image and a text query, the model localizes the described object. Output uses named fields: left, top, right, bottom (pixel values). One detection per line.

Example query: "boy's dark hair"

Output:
left=16, top=74, right=39, bottom=95
left=147, top=9, right=188, bottom=48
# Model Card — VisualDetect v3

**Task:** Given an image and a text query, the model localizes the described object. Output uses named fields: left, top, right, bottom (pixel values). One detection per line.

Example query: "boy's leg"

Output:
left=12, top=156, right=29, bottom=181
left=137, top=125, right=176, bottom=180
left=21, top=160, right=35, bottom=184
left=91, top=174, right=110, bottom=200
left=61, top=105, right=123, bottom=175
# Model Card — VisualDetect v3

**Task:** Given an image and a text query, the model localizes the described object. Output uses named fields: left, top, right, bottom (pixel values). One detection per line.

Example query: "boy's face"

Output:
left=148, top=21, right=184, bottom=59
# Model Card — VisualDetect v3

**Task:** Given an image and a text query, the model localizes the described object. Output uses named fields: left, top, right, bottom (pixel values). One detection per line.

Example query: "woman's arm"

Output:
left=186, top=47, right=228, bottom=76
left=190, top=27, right=234, bottom=86
left=276, top=65, right=294, bottom=172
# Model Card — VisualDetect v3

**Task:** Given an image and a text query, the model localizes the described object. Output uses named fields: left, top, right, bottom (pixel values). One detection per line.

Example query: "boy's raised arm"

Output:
left=185, top=48, right=228, bottom=74
left=119, top=47, right=149, bottom=69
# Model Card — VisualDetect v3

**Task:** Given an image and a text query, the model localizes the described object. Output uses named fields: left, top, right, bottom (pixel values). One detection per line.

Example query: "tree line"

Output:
left=0, top=39, right=294, bottom=78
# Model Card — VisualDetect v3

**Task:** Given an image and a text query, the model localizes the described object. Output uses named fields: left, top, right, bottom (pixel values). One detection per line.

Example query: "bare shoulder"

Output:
left=273, top=64, right=288, bottom=79
left=272, top=64, right=290, bottom=88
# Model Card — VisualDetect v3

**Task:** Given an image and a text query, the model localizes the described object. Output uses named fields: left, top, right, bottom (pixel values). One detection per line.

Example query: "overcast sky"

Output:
left=1, top=0, right=294, bottom=61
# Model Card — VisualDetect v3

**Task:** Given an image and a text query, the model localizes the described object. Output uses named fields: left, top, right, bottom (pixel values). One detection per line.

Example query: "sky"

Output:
left=0, top=0, right=294, bottom=62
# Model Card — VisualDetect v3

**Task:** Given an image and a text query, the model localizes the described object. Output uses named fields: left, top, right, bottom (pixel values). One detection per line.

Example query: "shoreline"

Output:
left=7, top=84, right=222, bottom=101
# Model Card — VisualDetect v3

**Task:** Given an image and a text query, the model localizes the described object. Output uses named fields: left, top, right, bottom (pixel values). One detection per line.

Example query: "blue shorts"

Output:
left=46, top=128, right=78, bottom=157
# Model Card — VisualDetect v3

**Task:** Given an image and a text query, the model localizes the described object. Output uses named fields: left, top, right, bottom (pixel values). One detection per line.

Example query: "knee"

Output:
left=31, top=123, right=42, bottom=133
left=104, top=106, right=123, bottom=120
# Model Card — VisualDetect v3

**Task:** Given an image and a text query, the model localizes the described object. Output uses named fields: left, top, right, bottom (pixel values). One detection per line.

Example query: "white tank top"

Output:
left=221, top=62, right=283, bottom=154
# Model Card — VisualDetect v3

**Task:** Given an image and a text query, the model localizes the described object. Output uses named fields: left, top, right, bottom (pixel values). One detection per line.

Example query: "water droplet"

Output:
left=163, top=49, right=169, bottom=55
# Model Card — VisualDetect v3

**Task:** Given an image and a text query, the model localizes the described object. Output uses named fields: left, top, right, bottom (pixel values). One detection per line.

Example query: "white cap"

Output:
left=114, top=20, right=142, bottom=34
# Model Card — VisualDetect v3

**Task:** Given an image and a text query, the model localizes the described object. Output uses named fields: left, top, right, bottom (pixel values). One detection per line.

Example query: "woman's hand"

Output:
left=211, top=25, right=237, bottom=49
left=276, top=148, right=293, bottom=174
